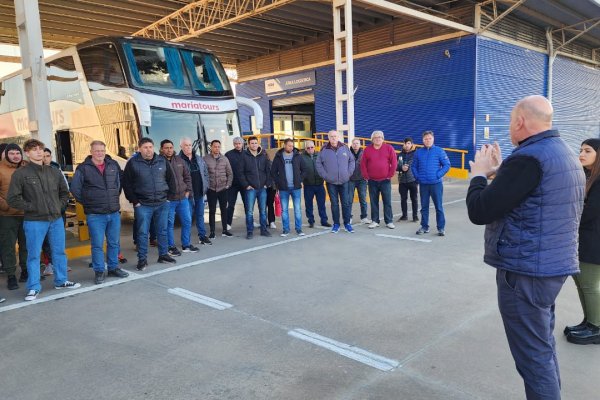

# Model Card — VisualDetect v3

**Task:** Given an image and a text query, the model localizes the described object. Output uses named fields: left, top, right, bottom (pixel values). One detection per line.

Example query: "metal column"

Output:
left=332, top=0, right=355, bottom=142
left=14, top=0, right=53, bottom=147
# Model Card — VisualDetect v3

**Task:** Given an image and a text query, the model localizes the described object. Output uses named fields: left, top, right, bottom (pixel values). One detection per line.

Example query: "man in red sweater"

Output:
left=360, top=130, right=398, bottom=229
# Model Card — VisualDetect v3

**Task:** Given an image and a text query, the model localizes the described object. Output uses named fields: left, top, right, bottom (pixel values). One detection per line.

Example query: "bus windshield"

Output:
left=123, top=43, right=232, bottom=97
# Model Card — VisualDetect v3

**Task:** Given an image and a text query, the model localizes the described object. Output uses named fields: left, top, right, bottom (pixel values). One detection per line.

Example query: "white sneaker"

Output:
left=253, top=222, right=260, bottom=228
left=270, top=222, right=276, bottom=229
left=227, top=224, right=232, bottom=231
left=368, top=222, right=379, bottom=229
left=55, top=281, right=81, bottom=290
left=43, top=263, right=53, bottom=276
left=0, top=297, right=6, bottom=303
left=386, top=223, right=396, bottom=229
left=25, top=290, right=39, bottom=301
left=361, top=218, right=372, bottom=224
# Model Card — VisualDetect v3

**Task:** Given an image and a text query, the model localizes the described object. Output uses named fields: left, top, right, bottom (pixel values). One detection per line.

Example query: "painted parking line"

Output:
left=288, top=328, right=399, bottom=372
left=375, top=234, right=432, bottom=243
left=0, top=230, right=329, bottom=314
left=168, top=287, right=233, bottom=310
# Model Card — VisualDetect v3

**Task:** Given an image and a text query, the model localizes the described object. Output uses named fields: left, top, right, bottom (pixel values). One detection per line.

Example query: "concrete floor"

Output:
left=0, top=179, right=598, bottom=400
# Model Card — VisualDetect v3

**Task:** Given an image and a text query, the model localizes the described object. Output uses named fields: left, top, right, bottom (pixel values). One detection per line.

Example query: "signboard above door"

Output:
left=265, top=71, right=316, bottom=94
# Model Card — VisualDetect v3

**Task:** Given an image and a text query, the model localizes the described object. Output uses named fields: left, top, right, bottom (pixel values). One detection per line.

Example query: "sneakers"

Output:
left=7, top=275, right=18, bottom=290
left=55, top=281, right=81, bottom=290
left=182, top=244, right=200, bottom=253
left=438, top=230, right=446, bottom=237
left=107, top=268, right=129, bottom=278
left=416, top=227, right=430, bottom=235
left=209, top=232, right=216, bottom=239
left=43, top=263, right=54, bottom=276
left=260, top=230, right=272, bottom=237
left=321, top=222, right=332, bottom=228
left=246, top=232, right=253, bottom=240
left=222, top=231, right=233, bottom=237
left=269, top=222, right=277, bottom=229
left=331, top=224, right=340, bottom=233
left=158, top=254, right=177, bottom=264
left=24, top=290, right=39, bottom=301
left=344, top=224, right=354, bottom=233
left=149, top=239, right=158, bottom=247
left=94, top=271, right=105, bottom=285
left=398, top=216, right=408, bottom=221
left=168, top=246, right=182, bottom=257
left=227, top=224, right=232, bottom=231
left=18, top=270, right=28, bottom=283
left=297, top=231, right=306, bottom=236
left=386, top=223, right=396, bottom=229
left=136, top=259, right=148, bottom=271
left=0, top=296, right=5, bottom=303
left=361, top=218, right=372, bottom=224
left=199, top=236, right=212, bottom=245
left=368, top=222, right=379, bottom=229
left=280, top=231, right=289, bottom=237
left=118, top=253, right=128, bottom=264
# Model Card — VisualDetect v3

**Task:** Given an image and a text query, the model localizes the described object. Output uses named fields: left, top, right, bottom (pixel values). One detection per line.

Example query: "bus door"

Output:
left=55, top=129, right=74, bottom=171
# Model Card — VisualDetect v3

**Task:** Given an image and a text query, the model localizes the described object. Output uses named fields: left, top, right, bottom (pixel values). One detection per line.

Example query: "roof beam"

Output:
left=478, top=0, right=527, bottom=33
left=134, top=0, right=297, bottom=42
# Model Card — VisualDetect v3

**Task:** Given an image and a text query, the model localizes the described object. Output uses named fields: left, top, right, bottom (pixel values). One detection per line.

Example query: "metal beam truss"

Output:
left=134, top=0, right=297, bottom=42
left=551, top=17, right=600, bottom=53
left=475, top=0, right=527, bottom=33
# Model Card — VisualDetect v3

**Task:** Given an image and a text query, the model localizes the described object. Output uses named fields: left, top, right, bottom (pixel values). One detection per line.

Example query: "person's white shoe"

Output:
left=253, top=222, right=260, bottom=228
left=361, top=218, right=372, bottom=224
left=386, top=223, right=396, bottom=229
left=368, top=222, right=379, bottom=229
left=227, top=224, right=232, bottom=231
left=269, top=222, right=276, bottom=229
left=43, top=263, right=53, bottom=276
left=24, top=290, right=39, bottom=301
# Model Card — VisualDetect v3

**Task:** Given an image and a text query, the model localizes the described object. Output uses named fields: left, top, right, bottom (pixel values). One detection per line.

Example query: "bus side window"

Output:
left=79, top=44, right=126, bottom=88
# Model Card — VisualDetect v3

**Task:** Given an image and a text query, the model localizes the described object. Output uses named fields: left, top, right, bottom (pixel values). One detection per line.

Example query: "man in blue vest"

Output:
left=467, top=95, right=585, bottom=400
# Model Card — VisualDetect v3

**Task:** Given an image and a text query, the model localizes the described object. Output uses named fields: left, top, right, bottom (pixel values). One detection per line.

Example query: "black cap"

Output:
left=4, top=143, right=23, bottom=160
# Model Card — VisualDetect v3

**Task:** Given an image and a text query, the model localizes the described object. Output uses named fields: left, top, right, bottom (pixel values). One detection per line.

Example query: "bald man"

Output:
left=467, top=95, right=586, bottom=400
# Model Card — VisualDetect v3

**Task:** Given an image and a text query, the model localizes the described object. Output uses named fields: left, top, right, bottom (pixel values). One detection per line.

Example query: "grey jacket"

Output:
left=316, top=142, right=355, bottom=185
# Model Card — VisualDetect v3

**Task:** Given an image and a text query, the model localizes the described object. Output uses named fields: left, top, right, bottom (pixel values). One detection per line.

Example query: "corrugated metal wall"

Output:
left=475, top=37, right=547, bottom=157
left=236, top=80, right=272, bottom=134
left=553, top=56, right=600, bottom=149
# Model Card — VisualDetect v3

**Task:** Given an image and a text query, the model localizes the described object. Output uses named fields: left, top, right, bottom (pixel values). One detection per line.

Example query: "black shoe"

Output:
left=209, top=232, right=216, bottom=239
left=222, top=231, right=233, bottom=237
left=200, top=236, right=212, bottom=245
left=566, top=323, right=600, bottom=345
left=309, top=222, right=315, bottom=228
left=182, top=244, right=200, bottom=253
left=7, top=275, right=18, bottom=290
left=438, top=230, right=445, bottom=237
left=413, top=216, right=419, bottom=222
left=246, top=232, right=253, bottom=240
left=94, top=271, right=105, bottom=285
left=564, top=319, right=587, bottom=335
left=260, top=230, right=272, bottom=237
left=136, top=259, right=148, bottom=271
left=119, top=255, right=128, bottom=264
left=158, top=254, right=177, bottom=264
left=18, top=270, right=28, bottom=283
left=321, top=222, right=332, bottom=228
left=168, top=246, right=182, bottom=257
left=398, top=215, right=408, bottom=221
left=107, top=268, right=129, bottom=278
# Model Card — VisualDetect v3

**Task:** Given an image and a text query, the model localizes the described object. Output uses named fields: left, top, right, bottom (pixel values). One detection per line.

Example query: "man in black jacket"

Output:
left=397, top=137, right=419, bottom=222
left=301, top=141, right=330, bottom=228
left=225, top=136, right=247, bottom=230
left=123, top=137, right=177, bottom=270
left=71, top=141, right=129, bottom=284
left=8, top=139, right=81, bottom=301
left=271, top=139, right=305, bottom=236
left=237, top=136, right=272, bottom=239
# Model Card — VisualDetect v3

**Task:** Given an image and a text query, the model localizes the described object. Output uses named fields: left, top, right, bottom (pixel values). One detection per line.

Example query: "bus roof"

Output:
left=75, top=36, right=213, bottom=55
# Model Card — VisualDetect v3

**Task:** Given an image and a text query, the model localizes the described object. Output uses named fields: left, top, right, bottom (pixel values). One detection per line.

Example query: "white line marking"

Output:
left=288, top=328, right=399, bottom=371
left=375, top=234, right=432, bottom=243
left=0, top=231, right=328, bottom=314
left=167, top=288, right=233, bottom=310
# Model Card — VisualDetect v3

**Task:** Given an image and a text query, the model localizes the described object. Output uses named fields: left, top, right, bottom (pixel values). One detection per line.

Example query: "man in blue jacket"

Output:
left=70, top=141, right=129, bottom=284
left=467, top=95, right=585, bottom=399
left=411, top=131, right=450, bottom=236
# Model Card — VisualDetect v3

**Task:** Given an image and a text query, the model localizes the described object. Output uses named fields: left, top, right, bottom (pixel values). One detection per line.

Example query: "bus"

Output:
left=0, top=36, right=262, bottom=169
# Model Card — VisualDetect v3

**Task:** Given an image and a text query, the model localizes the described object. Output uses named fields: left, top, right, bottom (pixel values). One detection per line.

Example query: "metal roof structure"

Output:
left=0, top=0, right=599, bottom=66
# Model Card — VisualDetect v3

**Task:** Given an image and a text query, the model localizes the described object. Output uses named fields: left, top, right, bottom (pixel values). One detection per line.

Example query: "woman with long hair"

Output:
left=565, top=138, right=600, bottom=344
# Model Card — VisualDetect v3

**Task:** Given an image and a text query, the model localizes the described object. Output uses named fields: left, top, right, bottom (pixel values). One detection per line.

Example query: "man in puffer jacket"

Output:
left=203, top=140, right=233, bottom=239
left=302, top=141, right=330, bottom=228
left=411, top=130, right=450, bottom=236
left=316, top=130, right=355, bottom=233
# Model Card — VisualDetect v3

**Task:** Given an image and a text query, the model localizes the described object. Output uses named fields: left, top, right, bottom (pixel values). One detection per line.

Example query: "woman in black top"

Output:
left=565, top=138, right=600, bottom=345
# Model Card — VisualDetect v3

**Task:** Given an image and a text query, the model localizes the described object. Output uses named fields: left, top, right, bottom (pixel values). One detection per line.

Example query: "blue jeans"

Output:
left=23, top=217, right=68, bottom=291
left=303, top=184, right=328, bottom=225
left=419, top=182, right=445, bottom=230
left=134, top=202, right=169, bottom=260
left=368, top=179, right=393, bottom=224
left=168, top=199, right=192, bottom=247
left=245, top=187, right=267, bottom=233
left=87, top=212, right=121, bottom=273
left=348, top=179, right=368, bottom=220
left=188, top=196, right=207, bottom=238
left=326, top=182, right=351, bottom=225
left=279, top=188, right=302, bottom=233
left=497, top=269, right=567, bottom=400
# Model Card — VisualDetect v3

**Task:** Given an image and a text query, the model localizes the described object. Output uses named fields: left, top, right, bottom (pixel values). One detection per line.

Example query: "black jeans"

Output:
left=0, top=216, right=27, bottom=276
left=207, top=189, right=228, bottom=233
left=226, top=185, right=247, bottom=226
left=267, top=187, right=276, bottom=224
left=399, top=181, right=418, bottom=218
